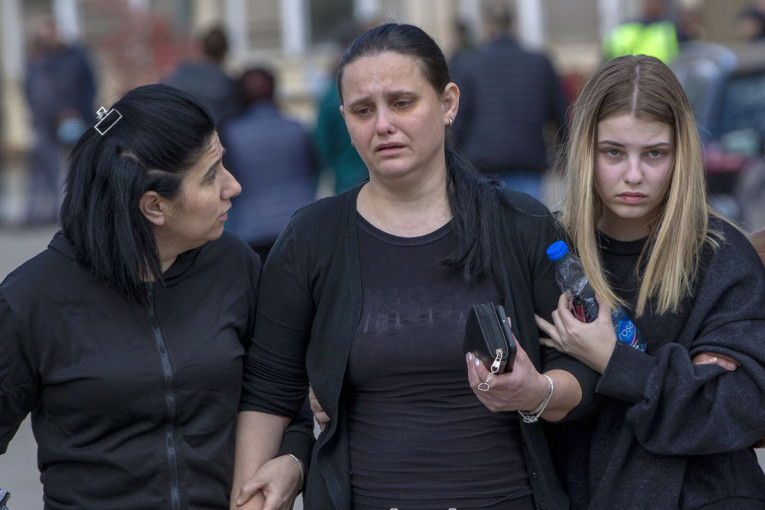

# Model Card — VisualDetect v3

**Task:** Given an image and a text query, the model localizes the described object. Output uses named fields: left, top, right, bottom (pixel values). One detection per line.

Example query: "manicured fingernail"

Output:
left=475, top=358, right=481, bottom=367
left=466, top=352, right=473, bottom=362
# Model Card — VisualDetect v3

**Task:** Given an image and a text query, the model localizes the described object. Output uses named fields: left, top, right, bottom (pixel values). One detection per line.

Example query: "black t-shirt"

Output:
left=347, top=214, right=532, bottom=509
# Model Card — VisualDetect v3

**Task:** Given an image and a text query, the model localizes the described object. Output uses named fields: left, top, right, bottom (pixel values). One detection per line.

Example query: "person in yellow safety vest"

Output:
left=602, top=0, right=680, bottom=64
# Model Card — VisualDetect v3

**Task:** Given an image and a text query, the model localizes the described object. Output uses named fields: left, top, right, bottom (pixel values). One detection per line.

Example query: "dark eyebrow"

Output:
left=202, top=148, right=226, bottom=179
left=346, top=90, right=416, bottom=110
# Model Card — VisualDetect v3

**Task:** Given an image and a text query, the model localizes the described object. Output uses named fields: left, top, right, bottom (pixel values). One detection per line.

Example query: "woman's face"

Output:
left=594, top=113, right=674, bottom=241
left=163, top=132, right=241, bottom=252
left=340, top=52, right=457, bottom=186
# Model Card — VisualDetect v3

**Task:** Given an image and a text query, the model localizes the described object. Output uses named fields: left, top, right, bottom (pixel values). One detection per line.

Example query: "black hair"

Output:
left=337, top=23, right=500, bottom=282
left=238, top=67, right=276, bottom=107
left=60, top=83, right=216, bottom=305
left=202, top=25, right=228, bottom=62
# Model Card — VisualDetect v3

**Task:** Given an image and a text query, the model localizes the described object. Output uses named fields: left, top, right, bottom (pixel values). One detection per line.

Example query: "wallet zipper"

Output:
left=490, top=349, right=503, bottom=374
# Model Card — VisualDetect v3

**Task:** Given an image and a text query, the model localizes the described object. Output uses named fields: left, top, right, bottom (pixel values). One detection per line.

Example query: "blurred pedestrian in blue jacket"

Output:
left=24, top=16, right=96, bottom=224
left=164, top=25, right=239, bottom=125
left=221, top=67, right=317, bottom=261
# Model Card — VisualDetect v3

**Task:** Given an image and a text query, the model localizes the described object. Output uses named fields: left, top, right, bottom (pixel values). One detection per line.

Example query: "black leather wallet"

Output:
left=463, top=302, right=516, bottom=373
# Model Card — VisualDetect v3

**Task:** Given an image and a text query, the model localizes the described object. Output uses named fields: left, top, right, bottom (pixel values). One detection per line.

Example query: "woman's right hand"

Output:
left=692, top=352, right=738, bottom=371
left=309, top=386, right=330, bottom=431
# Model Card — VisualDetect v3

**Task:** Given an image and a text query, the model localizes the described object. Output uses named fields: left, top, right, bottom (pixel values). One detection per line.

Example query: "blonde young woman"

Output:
left=536, top=55, right=765, bottom=509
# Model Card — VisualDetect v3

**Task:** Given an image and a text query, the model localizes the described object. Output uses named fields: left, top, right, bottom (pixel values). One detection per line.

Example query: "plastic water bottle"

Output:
left=546, top=241, right=646, bottom=352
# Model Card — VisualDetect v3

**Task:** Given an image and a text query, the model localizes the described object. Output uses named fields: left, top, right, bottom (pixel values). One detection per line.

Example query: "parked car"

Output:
left=671, top=40, right=765, bottom=230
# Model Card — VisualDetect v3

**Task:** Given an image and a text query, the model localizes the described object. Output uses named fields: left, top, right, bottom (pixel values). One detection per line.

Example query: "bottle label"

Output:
left=615, top=319, right=637, bottom=346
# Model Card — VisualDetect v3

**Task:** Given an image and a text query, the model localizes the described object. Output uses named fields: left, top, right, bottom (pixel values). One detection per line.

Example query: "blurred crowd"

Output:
left=2, top=0, right=765, bottom=238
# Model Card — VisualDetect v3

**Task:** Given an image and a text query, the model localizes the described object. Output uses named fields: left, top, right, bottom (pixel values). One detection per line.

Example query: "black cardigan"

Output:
left=241, top=184, right=598, bottom=510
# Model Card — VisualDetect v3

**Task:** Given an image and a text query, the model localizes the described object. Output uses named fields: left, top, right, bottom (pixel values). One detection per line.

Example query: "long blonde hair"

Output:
left=559, top=55, right=722, bottom=316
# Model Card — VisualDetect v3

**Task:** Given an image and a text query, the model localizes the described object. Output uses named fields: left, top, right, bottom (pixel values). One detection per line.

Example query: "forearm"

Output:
left=540, top=369, right=582, bottom=422
left=231, top=411, right=291, bottom=503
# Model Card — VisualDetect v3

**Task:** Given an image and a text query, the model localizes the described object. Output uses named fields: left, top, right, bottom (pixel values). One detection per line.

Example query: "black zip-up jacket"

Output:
left=0, top=231, right=313, bottom=509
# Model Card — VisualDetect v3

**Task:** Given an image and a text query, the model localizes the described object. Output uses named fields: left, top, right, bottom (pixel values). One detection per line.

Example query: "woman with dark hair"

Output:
left=232, top=23, right=596, bottom=510
left=0, top=84, right=312, bottom=509
left=536, top=55, right=765, bottom=508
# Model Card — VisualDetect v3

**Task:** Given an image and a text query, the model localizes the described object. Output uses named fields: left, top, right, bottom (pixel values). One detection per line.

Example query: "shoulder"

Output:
left=701, top=216, right=764, bottom=279
left=494, top=186, right=553, bottom=218
left=1, top=233, right=88, bottom=305
left=290, top=188, right=354, bottom=228
left=489, top=186, right=555, bottom=242
left=203, top=232, right=259, bottom=265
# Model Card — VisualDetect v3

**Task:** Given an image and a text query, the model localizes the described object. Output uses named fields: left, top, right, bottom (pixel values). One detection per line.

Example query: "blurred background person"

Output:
left=451, top=0, right=568, bottom=202
left=602, top=0, right=681, bottom=63
left=313, top=20, right=369, bottom=195
left=222, top=67, right=317, bottom=262
left=447, top=18, right=476, bottom=78
left=164, top=24, right=239, bottom=126
left=23, top=15, right=96, bottom=225
left=736, top=0, right=765, bottom=41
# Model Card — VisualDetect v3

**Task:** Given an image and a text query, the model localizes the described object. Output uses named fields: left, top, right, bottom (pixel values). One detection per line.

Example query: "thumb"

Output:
left=236, top=475, right=266, bottom=506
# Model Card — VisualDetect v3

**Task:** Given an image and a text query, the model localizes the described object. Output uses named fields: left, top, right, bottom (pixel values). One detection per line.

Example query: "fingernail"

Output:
left=466, top=352, right=473, bottom=362
left=475, top=358, right=481, bottom=367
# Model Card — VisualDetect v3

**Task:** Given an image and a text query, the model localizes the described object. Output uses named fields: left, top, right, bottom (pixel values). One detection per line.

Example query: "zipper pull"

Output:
left=490, top=348, right=503, bottom=374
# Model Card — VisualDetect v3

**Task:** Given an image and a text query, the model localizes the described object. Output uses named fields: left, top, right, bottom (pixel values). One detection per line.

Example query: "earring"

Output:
left=350, top=139, right=355, bottom=147
left=448, top=117, right=454, bottom=127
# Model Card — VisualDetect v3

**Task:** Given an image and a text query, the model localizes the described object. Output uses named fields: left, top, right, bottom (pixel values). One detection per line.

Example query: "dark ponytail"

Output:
left=61, top=84, right=215, bottom=305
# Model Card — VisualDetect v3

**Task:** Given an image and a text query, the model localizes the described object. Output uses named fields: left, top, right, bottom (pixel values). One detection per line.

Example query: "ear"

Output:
left=442, top=82, right=460, bottom=126
left=339, top=104, right=345, bottom=120
left=139, top=191, right=166, bottom=227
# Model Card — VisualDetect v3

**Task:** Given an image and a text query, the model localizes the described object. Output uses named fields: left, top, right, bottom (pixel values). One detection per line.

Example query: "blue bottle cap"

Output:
left=546, top=240, right=569, bottom=261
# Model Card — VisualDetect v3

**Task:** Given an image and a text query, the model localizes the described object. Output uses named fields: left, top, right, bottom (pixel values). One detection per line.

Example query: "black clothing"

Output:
left=547, top=219, right=765, bottom=509
left=240, top=184, right=599, bottom=510
left=348, top=216, right=529, bottom=508
left=0, top=231, right=313, bottom=509
left=451, top=37, right=568, bottom=176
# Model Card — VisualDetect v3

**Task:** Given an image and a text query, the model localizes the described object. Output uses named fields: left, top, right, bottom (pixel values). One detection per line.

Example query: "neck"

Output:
left=357, top=174, right=451, bottom=237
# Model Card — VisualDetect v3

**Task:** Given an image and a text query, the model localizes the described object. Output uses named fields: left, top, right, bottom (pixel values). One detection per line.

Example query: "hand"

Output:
left=535, top=292, right=617, bottom=374
left=309, top=386, right=330, bottom=431
left=692, top=351, right=739, bottom=371
left=465, top=322, right=549, bottom=413
left=233, top=454, right=302, bottom=510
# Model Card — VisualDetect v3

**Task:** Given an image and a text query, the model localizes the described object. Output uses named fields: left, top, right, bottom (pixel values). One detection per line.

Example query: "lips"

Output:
left=618, top=192, right=646, bottom=204
left=375, top=142, right=405, bottom=153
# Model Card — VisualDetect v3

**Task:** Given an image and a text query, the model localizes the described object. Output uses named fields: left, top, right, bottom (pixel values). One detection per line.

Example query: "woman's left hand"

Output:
left=535, top=293, right=617, bottom=374
left=233, top=454, right=302, bottom=510
left=466, top=333, right=550, bottom=413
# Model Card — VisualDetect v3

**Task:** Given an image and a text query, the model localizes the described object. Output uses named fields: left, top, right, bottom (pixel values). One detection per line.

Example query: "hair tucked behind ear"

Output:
left=61, top=84, right=215, bottom=305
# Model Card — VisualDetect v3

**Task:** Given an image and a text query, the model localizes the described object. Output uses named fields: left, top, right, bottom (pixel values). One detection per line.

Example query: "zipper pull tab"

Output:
left=490, top=348, right=503, bottom=374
